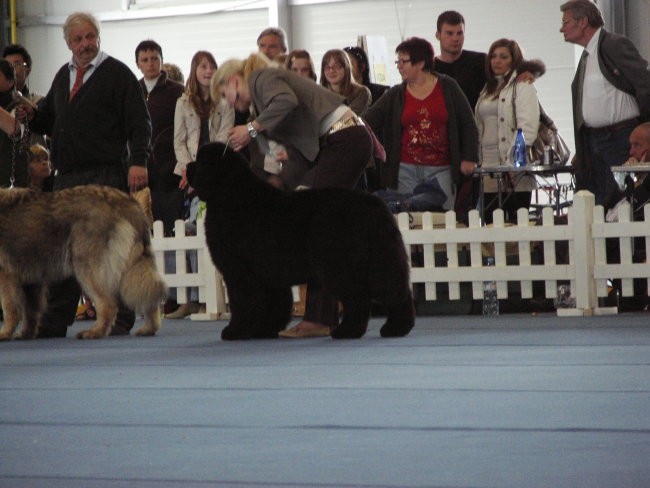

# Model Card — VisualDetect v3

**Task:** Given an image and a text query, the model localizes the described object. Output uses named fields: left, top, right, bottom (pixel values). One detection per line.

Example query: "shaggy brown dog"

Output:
left=0, top=185, right=167, bottom=340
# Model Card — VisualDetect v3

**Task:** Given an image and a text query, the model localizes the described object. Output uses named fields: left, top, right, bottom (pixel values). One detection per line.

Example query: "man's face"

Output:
left=436, top=22, right=465, bottom=57
left=66, top=21, right=100, bottom=67
left=629, top=128, right=650, bottom=162
left=137, top=49, right=162, bottom=80
left=257, top=34, right=284, bottom=60
left=4, top=54, right=28, bottom=90
left=560, top=10, right=587, bottom=45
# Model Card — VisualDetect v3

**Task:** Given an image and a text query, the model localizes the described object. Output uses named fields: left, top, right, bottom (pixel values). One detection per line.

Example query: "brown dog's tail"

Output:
left=120, top=245, right=168, bottom=314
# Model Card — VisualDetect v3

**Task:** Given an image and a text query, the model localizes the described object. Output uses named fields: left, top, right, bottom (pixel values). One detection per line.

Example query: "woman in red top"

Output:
left=365, top=37, right=478, bottom=213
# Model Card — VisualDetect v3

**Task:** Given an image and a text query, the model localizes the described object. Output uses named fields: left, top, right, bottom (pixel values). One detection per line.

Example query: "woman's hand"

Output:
left=460, top=160, right=478, bottom=176
left=228, top=125, right=252, bottom=151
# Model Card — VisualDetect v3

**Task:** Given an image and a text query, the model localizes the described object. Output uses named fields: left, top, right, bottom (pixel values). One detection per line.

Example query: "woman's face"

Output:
left=395, top=50, right=421, bottom=82
left=490, top=46, right=513, bottom=76
left=195, top=57, right=216, bottom=89
left=323, top=57, right=345, bottom=86
left=221, top=74, right=250, bottom=112
left=290, top=58, right=312, bottom=79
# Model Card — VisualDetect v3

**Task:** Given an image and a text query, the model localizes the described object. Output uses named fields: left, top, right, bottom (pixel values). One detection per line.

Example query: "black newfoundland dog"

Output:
left=190, top=142, right=415, bottom=340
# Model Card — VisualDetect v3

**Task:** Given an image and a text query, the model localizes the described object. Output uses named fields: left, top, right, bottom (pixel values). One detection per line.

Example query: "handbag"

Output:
left=512, top=83, right=571, bottom=164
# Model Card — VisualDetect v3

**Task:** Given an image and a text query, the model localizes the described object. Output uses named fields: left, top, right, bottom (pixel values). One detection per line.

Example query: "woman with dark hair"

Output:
left=343, top=46, right=388, bottom=106
left=364, top=37, right=478, bottom=212
left=475, top=38, right=544, bottom=222
left=285, top=49, right=317, bottom=81
left=320, top=49, right=371, bottom=116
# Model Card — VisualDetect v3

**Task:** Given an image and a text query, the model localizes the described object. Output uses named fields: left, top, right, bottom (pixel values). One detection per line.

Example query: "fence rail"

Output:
left=151, top=191, right=650, bottom=320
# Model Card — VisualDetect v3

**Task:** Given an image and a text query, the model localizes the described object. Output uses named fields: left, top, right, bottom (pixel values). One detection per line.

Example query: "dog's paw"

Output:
left=221, top=322, right=252, bottom=341
left=134, top=326, right=157, bottom=337
left=76, top=328, right=107, bottom=340
left=0, top=332, right=13, bottom=341
left=330, top=321, right=367, bottom=339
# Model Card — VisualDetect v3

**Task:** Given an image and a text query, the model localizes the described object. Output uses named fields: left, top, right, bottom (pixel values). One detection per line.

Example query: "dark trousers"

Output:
left=303, top=125, right=372, bottom=327
left=40, top=165, right=136, bottom=336
left=576, top=124, right=635, bottom=207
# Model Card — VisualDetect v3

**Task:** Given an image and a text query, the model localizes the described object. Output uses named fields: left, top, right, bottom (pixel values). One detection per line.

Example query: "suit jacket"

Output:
left=571, top=29, right=650, bottom=168
left=248, top=68, right=344, bottom=162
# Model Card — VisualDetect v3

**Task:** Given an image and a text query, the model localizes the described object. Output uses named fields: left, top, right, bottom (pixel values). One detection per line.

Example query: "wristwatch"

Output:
left=247, top=122, right=258, bottom=139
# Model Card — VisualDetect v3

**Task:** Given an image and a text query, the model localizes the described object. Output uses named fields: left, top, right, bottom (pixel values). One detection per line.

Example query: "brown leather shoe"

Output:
left=279, top=322, right=330, bottom=338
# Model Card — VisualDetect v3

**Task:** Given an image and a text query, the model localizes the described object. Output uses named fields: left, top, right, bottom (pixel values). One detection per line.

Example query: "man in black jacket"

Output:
left=24, top=12, right=152, bottom=338
left=135, top=39, right=184, bottom=236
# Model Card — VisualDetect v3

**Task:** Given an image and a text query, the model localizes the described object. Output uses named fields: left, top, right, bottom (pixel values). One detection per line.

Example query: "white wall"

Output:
left=14, top=0, right=647, bottom=155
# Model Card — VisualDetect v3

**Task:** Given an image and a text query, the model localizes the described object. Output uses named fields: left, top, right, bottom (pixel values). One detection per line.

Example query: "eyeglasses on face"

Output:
left=394, top=58, right=411, bottom=66
left=11, top=61, right=27, bottom=68
left=324, top=63, right=343, bottom=71
left=560, top=18, right=578, bottom=27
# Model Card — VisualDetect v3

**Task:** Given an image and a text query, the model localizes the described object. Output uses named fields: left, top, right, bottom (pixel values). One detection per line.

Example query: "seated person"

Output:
left=606, top=122, right=650, bottom=223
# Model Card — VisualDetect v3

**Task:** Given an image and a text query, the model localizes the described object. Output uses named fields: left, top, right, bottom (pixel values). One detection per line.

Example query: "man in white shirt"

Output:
left=560, top=0, right=650, bottom=206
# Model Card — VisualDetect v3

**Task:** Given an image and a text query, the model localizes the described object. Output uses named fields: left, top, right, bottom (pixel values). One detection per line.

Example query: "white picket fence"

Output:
left=151, top=191, right=650, bottom=320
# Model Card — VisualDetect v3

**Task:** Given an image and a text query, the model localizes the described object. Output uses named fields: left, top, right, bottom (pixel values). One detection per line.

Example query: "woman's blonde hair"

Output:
left=211, top=53, right=275, bottom=104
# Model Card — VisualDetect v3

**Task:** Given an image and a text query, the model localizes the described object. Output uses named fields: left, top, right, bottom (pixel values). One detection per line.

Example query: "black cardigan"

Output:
left=364, top=73, right=479, bottom=190
left=32, top=56, right=151, bottom=175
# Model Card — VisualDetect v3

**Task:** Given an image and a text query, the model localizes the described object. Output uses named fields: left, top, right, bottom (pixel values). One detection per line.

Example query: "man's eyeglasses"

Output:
left=394, top=58, right=411, bottom=66
left=11, top=61, right=27, bottom=68
left=560, top=18, right=577, bottom=28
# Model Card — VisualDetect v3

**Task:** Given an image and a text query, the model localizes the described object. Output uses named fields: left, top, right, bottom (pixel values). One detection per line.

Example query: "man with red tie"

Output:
left=23, top=12, right=151, bottom=338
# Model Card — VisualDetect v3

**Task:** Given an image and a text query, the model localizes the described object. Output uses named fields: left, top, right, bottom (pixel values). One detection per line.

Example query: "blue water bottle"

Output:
left=513, top=128, right=527, bottom=168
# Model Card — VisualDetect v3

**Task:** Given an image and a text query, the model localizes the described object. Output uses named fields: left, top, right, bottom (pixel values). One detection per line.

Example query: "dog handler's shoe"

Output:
left=279, top=322, right=330, bottom=338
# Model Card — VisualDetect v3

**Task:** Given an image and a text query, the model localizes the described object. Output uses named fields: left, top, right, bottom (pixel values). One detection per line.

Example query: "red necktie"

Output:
left=69, top=65, right=87, bottom=101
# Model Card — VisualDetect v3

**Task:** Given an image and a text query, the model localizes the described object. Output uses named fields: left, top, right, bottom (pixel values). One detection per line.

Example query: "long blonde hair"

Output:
left=211, top=52, right=275, bottom=104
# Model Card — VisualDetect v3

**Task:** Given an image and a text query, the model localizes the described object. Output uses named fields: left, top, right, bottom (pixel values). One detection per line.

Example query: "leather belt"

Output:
left=327, top=114, right=365, bottom=135
left=584, top=117, right=639, bottom=135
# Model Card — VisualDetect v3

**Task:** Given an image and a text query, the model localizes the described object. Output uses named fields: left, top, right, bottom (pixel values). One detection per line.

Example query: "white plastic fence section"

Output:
left=150, top=191, right=650, bottom=320
left=151, top=219, right=227, bottom=321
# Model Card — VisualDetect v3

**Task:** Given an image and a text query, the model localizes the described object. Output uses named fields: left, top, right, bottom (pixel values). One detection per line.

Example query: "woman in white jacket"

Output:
left=174, top=50, right=235, bottom=190
left=475, top=38, right=543, bottom=223
left=169, top=51, right=234, bottom=318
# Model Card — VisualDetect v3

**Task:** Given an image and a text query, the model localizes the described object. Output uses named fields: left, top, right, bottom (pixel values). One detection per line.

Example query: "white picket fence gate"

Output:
left=151, top=191, right=650, bottom=320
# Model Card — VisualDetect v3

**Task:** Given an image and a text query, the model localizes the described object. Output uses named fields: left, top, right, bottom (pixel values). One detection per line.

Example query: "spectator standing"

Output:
left=475, top=39, right=543, bottom=222
left=24, top=12, right=152, bottom=337
left=320, top=49, right=371, bottom=117
left=135, top=39, right=185, bottom=236
left=364, top=37, right=478, bottom=213
left=285, top=49, right=318, bottom=81
left=560, top=0, right=650, bottom=206
left=256, top=27, right=288, bottom=62
left=169, top=50, right=234, bottom=319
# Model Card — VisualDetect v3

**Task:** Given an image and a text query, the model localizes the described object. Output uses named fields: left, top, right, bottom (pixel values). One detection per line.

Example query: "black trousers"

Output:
left=302, top=125, right=372, bottom=327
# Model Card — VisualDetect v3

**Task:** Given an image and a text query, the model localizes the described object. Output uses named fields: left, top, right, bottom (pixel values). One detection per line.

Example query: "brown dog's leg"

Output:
left=76, top=295, right=118, bottom=339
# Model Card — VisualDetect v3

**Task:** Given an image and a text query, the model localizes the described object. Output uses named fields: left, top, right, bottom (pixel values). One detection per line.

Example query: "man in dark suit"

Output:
left=560, top=0, right=650, bottom=207
left=23, top=12, right=152, bottom=337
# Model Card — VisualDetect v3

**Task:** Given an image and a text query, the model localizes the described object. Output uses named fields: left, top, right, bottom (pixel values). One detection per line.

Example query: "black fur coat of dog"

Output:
left=191, top=142, right=415, bottom=340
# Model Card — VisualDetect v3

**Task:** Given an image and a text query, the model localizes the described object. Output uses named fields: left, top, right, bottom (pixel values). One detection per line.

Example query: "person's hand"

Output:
left=228, top=125, right=252, bottom=151
left=179, top=168, right=189, bottom=190
left=460, top=160, right=478, bottom=176
left=515, top=71, right=535, bottom=83
left=128, top=165, right=148, bottom=193
left=267, top=174, right=284, bottom=189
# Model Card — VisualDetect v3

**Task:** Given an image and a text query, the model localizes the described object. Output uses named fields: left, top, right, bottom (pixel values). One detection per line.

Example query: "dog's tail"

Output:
left=120, top=244, right=168, bottom=314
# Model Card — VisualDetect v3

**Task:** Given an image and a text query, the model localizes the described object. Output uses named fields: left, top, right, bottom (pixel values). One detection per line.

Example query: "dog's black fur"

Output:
left=191, top=142, right=415, bottom=340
